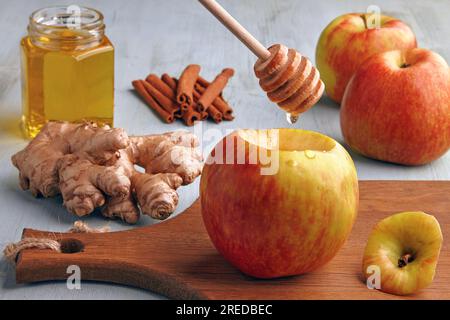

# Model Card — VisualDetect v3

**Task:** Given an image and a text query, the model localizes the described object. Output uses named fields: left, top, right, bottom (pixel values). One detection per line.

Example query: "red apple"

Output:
left=341, top=48, right=450, bottom=165
left=200, top=129, right=359, bottom=278
left=316, top=13, right=417, bottom=103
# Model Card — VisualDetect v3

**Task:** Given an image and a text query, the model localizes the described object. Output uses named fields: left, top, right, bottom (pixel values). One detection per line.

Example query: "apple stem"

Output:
left=361, top=14, right=368, bottom=29
left=398, top=253, right=414, bottom=268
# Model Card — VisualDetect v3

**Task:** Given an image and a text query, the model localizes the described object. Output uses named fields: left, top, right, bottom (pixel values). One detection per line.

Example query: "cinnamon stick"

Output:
left=146, top=74, right=182, bottom=118
left=177, top=64, right=201, bottom=110
left=132, top=80, right=174, bottom=124
left=197, top=68, right=234, bottom=112
left=158, top=71, right=233, bottom=124
left=195, top=83, right=234, bottom=120
left=141, top=80, right=180, bottom=119
left=197, top=76, right=223, bottom=98
left=200, top=111, right=209, bottom=120
left=197, top=76, right=210, bottom=88
left=162, top=74, right=177, bottom=91
left=182, top=105, right=202, bottom=127
left=216, top=100, right=234, bottom=121
left=207, top=105, right=223, bottom=123
left=146, top=74, right=176, bottom=101
left=193, top=87, right=222, bottom=123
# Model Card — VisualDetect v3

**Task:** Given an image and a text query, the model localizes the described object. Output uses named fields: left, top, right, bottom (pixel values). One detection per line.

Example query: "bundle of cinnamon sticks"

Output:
left=132, top=64, right=235, bottom=126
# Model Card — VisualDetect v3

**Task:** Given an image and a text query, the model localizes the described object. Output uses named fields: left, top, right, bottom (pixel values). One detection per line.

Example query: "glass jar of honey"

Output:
left=21, top=6, right=114, bottom=138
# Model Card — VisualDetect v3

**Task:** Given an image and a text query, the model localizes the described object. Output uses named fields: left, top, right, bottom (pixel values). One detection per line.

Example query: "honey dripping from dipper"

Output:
left=198, top=0, right=324, bottom=124
left=254, top=44, right=325, bottom=125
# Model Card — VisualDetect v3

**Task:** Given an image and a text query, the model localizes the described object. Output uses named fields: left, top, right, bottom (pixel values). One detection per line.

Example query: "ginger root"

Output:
left=11, top=122, right=203, bottom=224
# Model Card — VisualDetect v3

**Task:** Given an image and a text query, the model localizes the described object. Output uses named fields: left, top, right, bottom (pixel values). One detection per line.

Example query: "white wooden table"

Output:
left=0, top=0, right=449, bottom=300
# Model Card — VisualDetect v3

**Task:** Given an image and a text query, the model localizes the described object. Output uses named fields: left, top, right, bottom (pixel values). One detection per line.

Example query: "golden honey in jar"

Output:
left=21, top=6, right=114, bottom=138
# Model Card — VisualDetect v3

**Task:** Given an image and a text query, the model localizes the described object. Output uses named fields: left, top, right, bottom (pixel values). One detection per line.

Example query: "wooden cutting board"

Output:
left=14, top=181, right=450, bottom=300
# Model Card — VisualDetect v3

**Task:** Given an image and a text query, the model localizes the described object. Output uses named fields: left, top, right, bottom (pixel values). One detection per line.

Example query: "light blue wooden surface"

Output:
left=0, top=0, right=449, bottom=299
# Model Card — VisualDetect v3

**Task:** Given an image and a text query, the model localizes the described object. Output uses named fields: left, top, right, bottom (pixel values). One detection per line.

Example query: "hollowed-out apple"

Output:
left=200, top=129, right=359, bottom=278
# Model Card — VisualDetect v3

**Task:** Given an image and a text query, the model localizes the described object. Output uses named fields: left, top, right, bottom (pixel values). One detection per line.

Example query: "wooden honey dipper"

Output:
left=198, top=0, right=324, bottom=124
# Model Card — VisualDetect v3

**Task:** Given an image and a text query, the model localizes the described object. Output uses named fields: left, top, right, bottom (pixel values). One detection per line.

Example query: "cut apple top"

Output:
left=362, top=211, right=443, bottom=296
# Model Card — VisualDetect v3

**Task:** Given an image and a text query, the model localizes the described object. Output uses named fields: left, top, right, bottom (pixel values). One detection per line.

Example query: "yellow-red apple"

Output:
left=200, top=129, right=359, bottom=278
left=316, top=13, right=417, bottom=103
left=362, top=211, right=443, bottom=296
left=341, top=48, right=450, bottom=165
